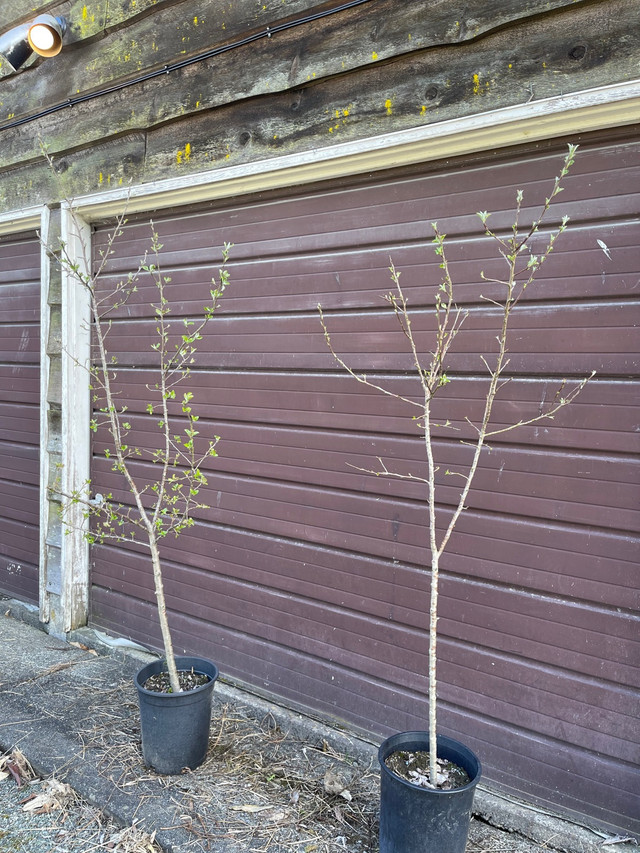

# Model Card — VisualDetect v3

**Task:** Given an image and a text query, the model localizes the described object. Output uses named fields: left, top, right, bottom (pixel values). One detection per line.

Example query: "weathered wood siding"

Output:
left=88, top=135, right=640, bottom=835
left=0, top=0, right=638, bottom=209
left=0, top=232, right=40, bottom=603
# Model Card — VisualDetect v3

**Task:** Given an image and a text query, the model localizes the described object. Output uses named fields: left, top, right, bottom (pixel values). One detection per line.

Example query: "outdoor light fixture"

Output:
left=28, top=15, right=67, bottom=57
left=0, top=14, right=67, bottom=73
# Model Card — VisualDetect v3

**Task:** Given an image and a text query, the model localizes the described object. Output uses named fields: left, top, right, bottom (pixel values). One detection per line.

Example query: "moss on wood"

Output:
left=0, top=135, right=145, bottom=212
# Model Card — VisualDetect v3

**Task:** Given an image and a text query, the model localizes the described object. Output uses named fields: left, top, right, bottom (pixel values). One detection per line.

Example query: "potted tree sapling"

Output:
left=319, top=145, right=593, bottom=852
left=55, top=200, right=231, bottom=775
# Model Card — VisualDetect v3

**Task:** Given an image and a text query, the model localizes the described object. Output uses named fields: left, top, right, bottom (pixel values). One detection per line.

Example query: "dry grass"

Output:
left=72, top=681, right=554, bottom=853
left=73, top=681, right=379, bottom=853
left=0, top=747, right=38, bottom=786
left=2, top=656, right=555, bottom=853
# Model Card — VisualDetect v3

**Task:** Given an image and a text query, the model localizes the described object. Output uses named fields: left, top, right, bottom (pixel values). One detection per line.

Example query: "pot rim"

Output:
left=378, top=731, right=482, bottom=795
left=135, top=655, right=219, bottom=698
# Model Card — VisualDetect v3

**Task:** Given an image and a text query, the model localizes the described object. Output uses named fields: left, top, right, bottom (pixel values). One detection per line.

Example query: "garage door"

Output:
left=89, top=134, right=639, bottom=834
left=0, top=232, right=40, bottom=605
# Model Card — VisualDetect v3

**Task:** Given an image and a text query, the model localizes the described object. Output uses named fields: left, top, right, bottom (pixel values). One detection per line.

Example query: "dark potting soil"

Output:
left=385, top=750, right=470, bottom=790
left=143, top=668, right=210, bottom=693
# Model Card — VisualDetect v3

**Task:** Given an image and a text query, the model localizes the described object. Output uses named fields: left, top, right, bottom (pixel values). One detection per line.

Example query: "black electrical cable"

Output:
left=0, top=0, right=373, bottom=132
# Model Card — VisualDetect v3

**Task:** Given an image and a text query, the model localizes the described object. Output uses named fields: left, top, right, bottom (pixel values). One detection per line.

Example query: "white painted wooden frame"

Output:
left=0, top=205, right=44, bottom=237
left=0, top=77, right=638, bottom=631
left=58, top=204, right=91, bottom=632
left=38, top=207, right=53, bottom=623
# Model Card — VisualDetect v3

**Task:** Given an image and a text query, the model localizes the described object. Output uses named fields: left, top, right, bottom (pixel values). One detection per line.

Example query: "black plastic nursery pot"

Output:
left=135, top=656, right=219, bottom=775
left=378, top=731, right=482, bottom=853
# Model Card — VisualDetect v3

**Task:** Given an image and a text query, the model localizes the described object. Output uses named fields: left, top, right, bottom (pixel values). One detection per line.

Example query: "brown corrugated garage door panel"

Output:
left=90, top=135, right=639, bottom=835
left=0, top=232, right=40, bottom=604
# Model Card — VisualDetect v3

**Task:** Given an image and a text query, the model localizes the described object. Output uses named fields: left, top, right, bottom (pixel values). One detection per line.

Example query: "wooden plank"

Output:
left=89, top=541, right=637, bottom=685
left=89, top=368, right=640, bottom=455
left=85, top=482, right=637, bottom=613
left=104, top=0, right=327, bottom=33
left=90, top=413, right=639, bottom=526
left=0, top=0, right=171, bottom=42
left=0, top=366, right=39, bottom=404
left=0, top=233, right=40, bottom=607
left=0, top=2, right=62, bottom=27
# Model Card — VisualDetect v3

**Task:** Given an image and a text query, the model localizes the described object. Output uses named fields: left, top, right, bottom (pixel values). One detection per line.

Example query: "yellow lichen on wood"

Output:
left=472, top=73, right=490, bottom=94
left=176, top=143, right=191, bottom=164
left=330, top=105, right=352, bottom=132
left=385, top=98, right=393, bottom=115
left=76, top=3, right=100, bottom=37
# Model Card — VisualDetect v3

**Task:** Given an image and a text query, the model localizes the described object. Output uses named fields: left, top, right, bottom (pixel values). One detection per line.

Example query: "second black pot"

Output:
left=378, top=731, right=482, bottom=853
left=135, top=656, right=218, bottom=775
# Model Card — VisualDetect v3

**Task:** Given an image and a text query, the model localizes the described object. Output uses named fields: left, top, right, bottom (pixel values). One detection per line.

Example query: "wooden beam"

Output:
left=143, top=0, right=638, bottom=181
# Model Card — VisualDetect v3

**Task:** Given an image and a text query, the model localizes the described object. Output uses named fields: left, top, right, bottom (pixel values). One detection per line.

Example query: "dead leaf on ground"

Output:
left=323, top=766, right=351, bottom=797
left=21, top=778, right=73, bottom=814
left=0, top=748, right=37, bottom=787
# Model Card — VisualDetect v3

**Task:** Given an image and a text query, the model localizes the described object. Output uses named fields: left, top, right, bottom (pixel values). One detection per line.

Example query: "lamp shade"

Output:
left=28, top=15, right=66, bottom=58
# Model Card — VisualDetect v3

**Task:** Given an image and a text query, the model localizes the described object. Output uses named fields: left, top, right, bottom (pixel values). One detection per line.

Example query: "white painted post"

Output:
left=58, top=203, right=91, bottom=633
left=38, top=206, right=53, bottom=625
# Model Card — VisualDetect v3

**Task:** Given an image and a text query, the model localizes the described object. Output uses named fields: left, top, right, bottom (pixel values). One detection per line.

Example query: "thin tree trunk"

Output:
left=422, top=401, right=440, bottom=786
left=150, top=541, right=181, bottom=692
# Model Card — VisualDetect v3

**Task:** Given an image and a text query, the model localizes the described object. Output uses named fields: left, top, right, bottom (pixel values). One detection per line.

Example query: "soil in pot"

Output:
left=143, top=668, right=210, bottom=693
left=385, top=749, right=470, bottom=790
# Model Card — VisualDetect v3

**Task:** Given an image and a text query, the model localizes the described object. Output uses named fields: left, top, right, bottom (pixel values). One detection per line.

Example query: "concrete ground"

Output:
left=0, top=599, right=635, bottom=853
